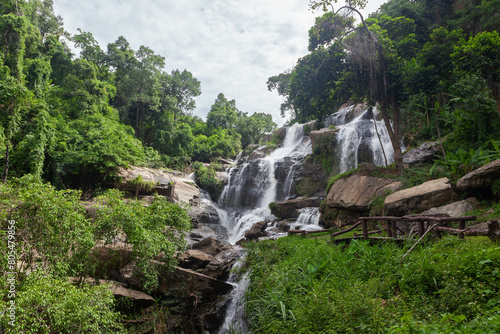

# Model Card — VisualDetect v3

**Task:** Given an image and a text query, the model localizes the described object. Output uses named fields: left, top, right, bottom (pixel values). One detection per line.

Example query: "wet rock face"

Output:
left=203, top=246, right=244, bottom=281
left=244, top=221, right=268, bottom=240
left=189, top=201, right=220, bottom=227
left=273, top=197, right=323, bottom=219
left=221, top=158, right=294, bottom=208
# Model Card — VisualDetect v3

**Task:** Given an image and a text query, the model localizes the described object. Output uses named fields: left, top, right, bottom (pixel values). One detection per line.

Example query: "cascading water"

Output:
left=218, top=260, right=250, bottom=334
left=326, top=105, right=395, bottom=174
left=217, top=122, right=312, bottom=244
left=214, top=123, right=313, bottom=333
left=212, top=105, right=395, bottom=333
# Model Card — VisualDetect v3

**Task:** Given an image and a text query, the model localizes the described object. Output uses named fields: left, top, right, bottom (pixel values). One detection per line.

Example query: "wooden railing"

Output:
left=288, top=215, right=500, bottom=242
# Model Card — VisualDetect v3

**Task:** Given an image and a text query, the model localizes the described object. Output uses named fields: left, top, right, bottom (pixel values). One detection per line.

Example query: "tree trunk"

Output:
left=380, top=103, right=403, bottom=169
left=135, top=101, right=140, bottom=138
left=491, top=85, right=500, bottom=120
left=3, top=142, right=9, bottom=183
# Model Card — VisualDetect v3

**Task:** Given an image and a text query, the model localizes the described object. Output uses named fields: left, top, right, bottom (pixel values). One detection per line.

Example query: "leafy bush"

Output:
left=435, top=141, right=500, bottom=180
left=0, top=273, right=123, bottom=333
left=192, top=161, right=224, bottom=200
left=0, top=175, right=94, bottom=278
left=0, top=175, right=191, bottom=295
left=92, top=189, right=191, bottom=292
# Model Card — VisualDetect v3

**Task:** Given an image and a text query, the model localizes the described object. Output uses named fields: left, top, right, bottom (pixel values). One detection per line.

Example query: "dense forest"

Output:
left=1, top=0, right=500, bottom=333
left=269, top=0, right=500, bottom=172
left=0, top=0, right=276, bottom=189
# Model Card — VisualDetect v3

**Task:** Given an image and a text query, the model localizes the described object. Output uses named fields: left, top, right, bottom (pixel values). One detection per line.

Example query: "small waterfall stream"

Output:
left=211, top=105, right=395, bottom=333
left=325, top=105, right=395, bottom=173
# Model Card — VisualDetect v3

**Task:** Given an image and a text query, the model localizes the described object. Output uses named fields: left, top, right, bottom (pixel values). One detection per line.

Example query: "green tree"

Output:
left=452, top=31, right=500, bottom=119
left=306, top=0, right=412, bottom=168
left=206, top=93, right=238, bottom=129
left=236, top=112, right=277, bottom=148
left=163, top=69, right=201, bottom=123
left=0, top=70, right=32, bottom=182
left=267, top=70, right=293, bottom=117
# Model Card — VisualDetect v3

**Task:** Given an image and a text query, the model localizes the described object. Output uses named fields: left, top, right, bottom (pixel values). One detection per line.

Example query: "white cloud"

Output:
left=53, top=0, right=387, bottom=126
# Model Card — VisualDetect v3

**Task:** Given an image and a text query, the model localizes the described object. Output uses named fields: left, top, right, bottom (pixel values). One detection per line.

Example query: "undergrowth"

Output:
left=245, top=236, right=500, bottom=333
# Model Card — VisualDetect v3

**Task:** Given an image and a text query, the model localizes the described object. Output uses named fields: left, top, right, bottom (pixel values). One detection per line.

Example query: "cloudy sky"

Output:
left=53, top=0, right=387, bottom=126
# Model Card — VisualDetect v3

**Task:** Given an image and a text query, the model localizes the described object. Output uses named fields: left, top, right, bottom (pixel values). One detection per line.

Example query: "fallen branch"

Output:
left=402, top=224, right=438, bottom=261
left=330, top=221, right=362, bottom=237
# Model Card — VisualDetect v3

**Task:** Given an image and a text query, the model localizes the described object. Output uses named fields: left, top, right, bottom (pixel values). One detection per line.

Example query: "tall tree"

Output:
left=206, top=93, right=238, bottom=129
left=452, top=31, right=500, bottom=119
left=308, top=0, right=406, bottom=168
left=164, top=69, right=201, bottom=123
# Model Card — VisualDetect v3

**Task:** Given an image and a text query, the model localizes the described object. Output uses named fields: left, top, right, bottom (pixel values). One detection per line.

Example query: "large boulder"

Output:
left=420, top=198, right=479, bottom=217
left=189, top=201, right=221, bottom=227
left=384, top=177, right=456, bottom=215
left=74, top=278, right=154, bottom=308
left=191, top=237, right=231, bottom=256
left=179, top=249, right=214, bottom=271
left=158, top=266, right=234, bottom=299
left=187, top=226, right=229, bottom=246
left=273, top=196, right=323, bottom=219
left=117, top=166, right=172, bottom=195
left=327, top=174, right=402, bottom=211
left=171, top=180, right=200, bottom=204
left=203, top=246, right=244, bottom=281
left=108, top=281, right=155, bottom=308
left=244, top=221, right=268, bottom=240
left=403, top=141, right=441, bottom=164
left=457, top=159, right=500, bottom=190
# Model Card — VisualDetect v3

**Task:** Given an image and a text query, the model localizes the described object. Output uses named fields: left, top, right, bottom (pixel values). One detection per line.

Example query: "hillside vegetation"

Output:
left=245, top=236, right=500, bottom=333
left=1, top=0, right=500, bottom=332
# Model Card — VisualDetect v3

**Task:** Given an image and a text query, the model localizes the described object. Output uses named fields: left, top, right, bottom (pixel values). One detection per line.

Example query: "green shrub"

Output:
left=93, top=189, right=191, bottom=292
left=0, top=273, right=123, bottom=333
left=0, top=175, right=94, bottom=279
left=245, top=235, right=500, bottom=333
left=192, top=161, right=224, bottom=200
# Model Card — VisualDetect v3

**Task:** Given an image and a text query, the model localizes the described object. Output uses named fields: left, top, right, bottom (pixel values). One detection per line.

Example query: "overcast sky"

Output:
left=53, top=0, right=387, bottom=126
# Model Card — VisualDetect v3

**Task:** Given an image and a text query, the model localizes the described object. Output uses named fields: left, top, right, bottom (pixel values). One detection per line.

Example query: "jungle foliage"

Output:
left=0, top=175, right=191, bottom=332
left=269, top=0, right=500, bottom=167
left=0, top=0, right=276, bottom=188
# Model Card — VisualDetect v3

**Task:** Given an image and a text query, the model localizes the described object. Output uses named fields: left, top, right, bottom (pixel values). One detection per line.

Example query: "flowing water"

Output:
left=325, top=105, right=395, bottom=174
left=214, top=105, right=395, bottom=332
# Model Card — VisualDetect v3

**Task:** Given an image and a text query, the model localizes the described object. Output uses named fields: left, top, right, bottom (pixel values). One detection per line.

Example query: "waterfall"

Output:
left=209, top=105, right=395, bottom=333
left=329, top=106, right=395, bottom=174
left=218, top=261, right=250, bottom=334
left=216, top=122, right=312, bottom=244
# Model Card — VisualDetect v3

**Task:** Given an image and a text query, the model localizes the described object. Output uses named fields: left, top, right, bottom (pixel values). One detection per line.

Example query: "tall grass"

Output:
left=244, top=236, right=500, bottom=333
